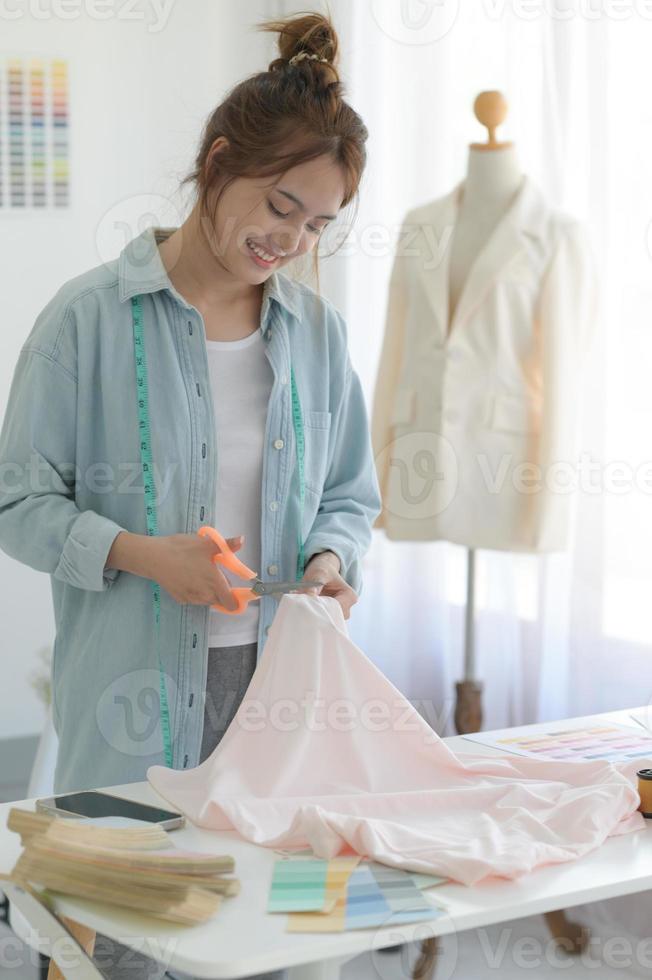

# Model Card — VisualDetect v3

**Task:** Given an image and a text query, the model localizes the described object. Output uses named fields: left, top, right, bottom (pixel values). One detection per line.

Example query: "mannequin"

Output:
left=372, top=90, right=597, bottom=731
left=372, top=85, right=595, bottom=733
left=373, top=89, right=592, bottom=953
left=447, top=96, right=526, bottom=733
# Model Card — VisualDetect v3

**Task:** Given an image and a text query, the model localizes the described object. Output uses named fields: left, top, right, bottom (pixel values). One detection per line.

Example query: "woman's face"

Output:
left=203, top=144, right=346, bottom=283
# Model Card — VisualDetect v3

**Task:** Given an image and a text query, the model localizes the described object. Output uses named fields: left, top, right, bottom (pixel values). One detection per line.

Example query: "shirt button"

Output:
left=267, top=563, right=278, bottom=575
left=269, top=501, right=278, bottom=511
left=273, top=439, right=284, bottom=450
left=281, top=375, right=289, bottom=385
left=265, top=328, right=272, bottom=340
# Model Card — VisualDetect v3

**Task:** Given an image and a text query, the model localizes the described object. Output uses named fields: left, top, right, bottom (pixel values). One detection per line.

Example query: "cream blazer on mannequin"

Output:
left=371, top=175, right=597, bottom=552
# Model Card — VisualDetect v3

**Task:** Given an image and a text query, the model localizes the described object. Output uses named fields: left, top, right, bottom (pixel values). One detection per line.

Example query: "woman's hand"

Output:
left=146, top=532, right=245, bottom=610
left=300, top=551, right=358, bottom=620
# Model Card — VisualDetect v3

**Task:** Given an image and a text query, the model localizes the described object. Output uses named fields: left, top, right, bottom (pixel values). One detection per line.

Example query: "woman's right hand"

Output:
left=148, top=532, right=245, bottom=610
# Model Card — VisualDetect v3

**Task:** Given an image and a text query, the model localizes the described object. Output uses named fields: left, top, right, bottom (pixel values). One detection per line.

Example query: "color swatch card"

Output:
left=286, top=862, right=445, bottom=933
left=364, top=863, right=445, bottom=915
left=267, top=856, right=360, bottom=913
left=365, top=861, right=447, bottom=891
left=463, top=721, right=652, bottom=762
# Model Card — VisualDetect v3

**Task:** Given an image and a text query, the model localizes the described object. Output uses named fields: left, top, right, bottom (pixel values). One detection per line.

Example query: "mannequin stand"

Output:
left=454, top=549, right=483, bottom=735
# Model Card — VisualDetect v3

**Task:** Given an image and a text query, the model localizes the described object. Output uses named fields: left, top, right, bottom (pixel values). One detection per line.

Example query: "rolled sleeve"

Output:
left=54, top=509, right=125, bottom=591
left=0, top=346, right=125, bottom=592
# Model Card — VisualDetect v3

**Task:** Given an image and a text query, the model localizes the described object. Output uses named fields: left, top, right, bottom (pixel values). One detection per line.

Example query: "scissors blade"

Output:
left=251, top=579, right=323, bottom=597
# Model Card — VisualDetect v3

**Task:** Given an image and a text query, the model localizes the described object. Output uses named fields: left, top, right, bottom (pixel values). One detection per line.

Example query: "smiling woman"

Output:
left=0, top=10, right=381, bottom=980
left=0, top=7, right=382, bottom=980
left=0, top=2, right=381, bottom=781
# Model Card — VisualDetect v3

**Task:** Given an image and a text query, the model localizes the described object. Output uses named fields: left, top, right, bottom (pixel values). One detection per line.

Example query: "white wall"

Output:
left=0, top=0, right=285, bottom=739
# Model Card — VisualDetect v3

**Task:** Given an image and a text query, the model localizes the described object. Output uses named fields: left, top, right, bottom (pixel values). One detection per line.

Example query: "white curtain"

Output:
left=279, top=0, right=652, bottom=733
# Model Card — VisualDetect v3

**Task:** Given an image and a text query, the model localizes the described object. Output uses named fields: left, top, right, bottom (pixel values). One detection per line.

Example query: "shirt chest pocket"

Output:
left=302, top=410, right=332, bottom=495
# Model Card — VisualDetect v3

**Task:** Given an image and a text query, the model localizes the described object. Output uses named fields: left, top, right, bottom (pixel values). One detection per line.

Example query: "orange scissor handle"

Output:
left=197, top=525, right=259, bottom=616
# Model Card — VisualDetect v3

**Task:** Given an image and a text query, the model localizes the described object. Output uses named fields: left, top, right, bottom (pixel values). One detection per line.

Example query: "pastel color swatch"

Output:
left=0, top=56, right=69, bottom=208
left=268, top=856, right=360, bottom=913
left=287, top=864, right=444, bottom=933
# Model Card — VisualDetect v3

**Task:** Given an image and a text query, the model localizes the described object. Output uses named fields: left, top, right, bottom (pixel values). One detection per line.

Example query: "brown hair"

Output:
left=179, top=8, right=368, bottom=291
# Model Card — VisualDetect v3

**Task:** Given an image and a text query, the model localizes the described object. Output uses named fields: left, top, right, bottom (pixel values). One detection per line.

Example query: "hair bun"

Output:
left=259, top=11, right=340, bottom=78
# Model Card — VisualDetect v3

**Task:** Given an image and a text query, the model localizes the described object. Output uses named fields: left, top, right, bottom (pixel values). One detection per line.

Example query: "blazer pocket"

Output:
left=303, top=410, right=332, bottom=495
left=488, top=392, right=542, bottom=435
left=390, top=388, right=417, bottom=426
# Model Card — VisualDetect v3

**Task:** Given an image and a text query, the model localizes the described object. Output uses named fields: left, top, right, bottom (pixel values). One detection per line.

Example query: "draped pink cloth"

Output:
left=147, top=594, right=646, bottom=886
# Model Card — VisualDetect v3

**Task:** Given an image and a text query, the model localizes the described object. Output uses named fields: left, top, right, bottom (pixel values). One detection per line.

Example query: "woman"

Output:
left=0, top=10, right=380, bottom=979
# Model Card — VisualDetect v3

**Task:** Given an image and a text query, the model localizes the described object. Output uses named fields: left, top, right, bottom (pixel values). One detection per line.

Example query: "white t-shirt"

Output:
left=205, top=329, right=274, bottom=647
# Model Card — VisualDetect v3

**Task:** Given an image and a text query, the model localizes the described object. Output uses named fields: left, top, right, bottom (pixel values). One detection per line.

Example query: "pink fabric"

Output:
left=147, top=594, right=647, bottom=886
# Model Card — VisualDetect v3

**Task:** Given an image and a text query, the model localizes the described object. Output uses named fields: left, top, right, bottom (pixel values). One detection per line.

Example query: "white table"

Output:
left=2, top=707, right=651, bottom=979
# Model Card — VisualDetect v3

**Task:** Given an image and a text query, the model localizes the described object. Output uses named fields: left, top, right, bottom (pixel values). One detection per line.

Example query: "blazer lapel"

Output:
left=412, top=186, right=459, bottom=345
left=414, top=174, right=548, bottom=341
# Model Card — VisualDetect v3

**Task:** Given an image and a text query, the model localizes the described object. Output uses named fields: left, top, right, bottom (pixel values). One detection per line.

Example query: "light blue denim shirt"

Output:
left=0, top=226, right=381, bottom=793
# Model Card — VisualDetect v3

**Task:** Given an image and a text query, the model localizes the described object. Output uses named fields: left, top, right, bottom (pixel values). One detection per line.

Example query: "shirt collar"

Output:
left=117, top=225, right=301, bottom=321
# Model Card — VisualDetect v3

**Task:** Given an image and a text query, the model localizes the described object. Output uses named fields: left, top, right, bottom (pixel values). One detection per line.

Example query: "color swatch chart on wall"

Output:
left=0, top=56, right=70, bottom=208
left=463, top=721, right=652, bottom=762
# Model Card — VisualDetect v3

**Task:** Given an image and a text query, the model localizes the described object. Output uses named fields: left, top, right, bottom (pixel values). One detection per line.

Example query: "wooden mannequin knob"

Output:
left=471, top=90, right=513, bottom=151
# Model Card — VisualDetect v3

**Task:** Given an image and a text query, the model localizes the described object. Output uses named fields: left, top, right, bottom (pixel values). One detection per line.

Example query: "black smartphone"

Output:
left=35, top=790, right=185, bottom=830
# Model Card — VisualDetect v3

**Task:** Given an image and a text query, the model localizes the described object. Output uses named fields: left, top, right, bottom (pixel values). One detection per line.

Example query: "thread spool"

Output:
left=637, top=769, right=652, bottom=817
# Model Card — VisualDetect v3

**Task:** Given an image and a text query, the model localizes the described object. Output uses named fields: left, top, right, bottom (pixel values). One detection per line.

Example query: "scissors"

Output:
left=197, top=525, right=323, bottom=615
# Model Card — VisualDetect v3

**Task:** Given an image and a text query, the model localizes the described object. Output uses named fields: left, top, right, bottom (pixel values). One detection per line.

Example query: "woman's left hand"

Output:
left=300, top=551, right=358, bottom=620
